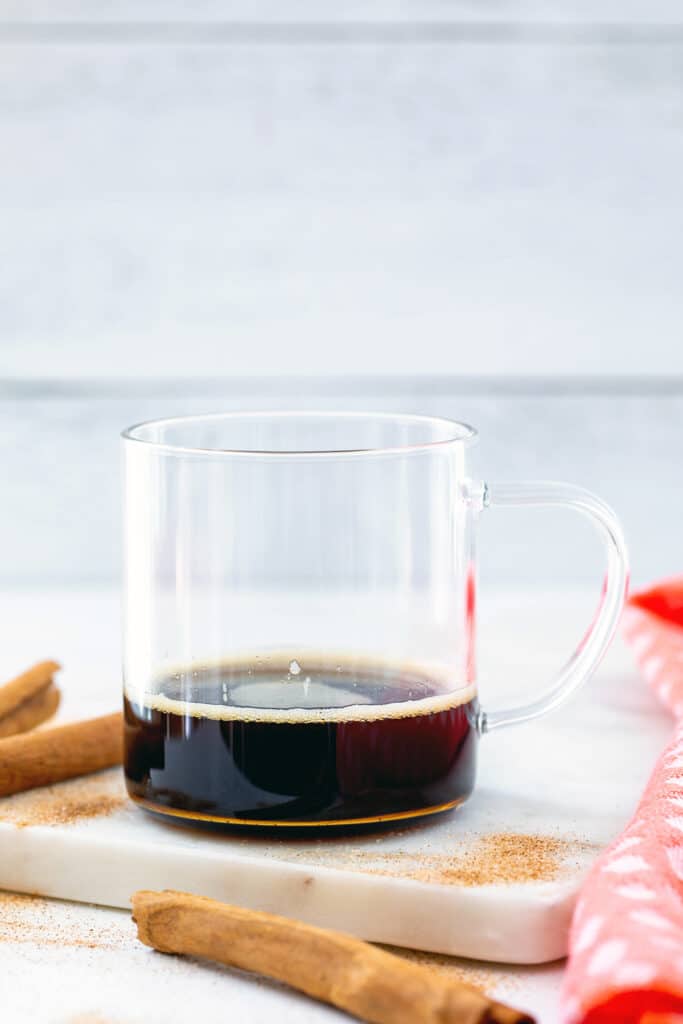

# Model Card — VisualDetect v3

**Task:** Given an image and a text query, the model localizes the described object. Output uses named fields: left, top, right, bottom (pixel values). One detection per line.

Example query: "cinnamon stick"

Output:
left=132, top=891, right=534, bottom=1024
left=0, top=684, right=61, bottom=739
left=0, top=712, right=122, bottom=796
left=0, top=661, right=61, bottom=738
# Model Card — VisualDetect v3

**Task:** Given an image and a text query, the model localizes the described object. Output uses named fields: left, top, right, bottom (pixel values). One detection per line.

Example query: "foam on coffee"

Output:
left=126, top=652, right=476, bottom=724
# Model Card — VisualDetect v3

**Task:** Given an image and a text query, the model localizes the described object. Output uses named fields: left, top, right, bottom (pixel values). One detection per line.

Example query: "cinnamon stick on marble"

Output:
left=0, top=712, right=122, bottom=796
left=132, top=891, right=534, bottom=1024
left=0, top=661, right=61, bottom=739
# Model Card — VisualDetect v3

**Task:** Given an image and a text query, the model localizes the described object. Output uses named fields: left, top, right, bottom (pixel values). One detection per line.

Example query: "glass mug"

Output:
left=122, top=412, right=627, bottom=830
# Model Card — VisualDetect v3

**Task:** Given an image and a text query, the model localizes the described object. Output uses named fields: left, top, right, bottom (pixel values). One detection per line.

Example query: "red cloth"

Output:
left=561, top=579, right=683, bottom=1024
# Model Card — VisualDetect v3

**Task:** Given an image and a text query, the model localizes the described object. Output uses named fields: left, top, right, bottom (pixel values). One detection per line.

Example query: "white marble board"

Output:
left=0, top=589, right=670, bottom=966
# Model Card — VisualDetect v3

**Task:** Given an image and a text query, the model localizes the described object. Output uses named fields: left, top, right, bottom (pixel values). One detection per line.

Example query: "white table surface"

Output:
left=0, top=587, right=671, bottom=1024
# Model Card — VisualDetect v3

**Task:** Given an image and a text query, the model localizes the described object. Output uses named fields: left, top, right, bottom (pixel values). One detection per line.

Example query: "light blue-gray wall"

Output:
left=1, top=3, right=681, bottom=586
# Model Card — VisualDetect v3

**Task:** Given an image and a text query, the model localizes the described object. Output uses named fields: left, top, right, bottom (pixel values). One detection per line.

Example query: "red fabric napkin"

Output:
left=561, top=579, right=683, bottom=1023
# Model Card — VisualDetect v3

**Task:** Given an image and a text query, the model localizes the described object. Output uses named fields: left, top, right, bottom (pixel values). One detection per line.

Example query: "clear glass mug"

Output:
left=122, top=412, right=628, bottom=830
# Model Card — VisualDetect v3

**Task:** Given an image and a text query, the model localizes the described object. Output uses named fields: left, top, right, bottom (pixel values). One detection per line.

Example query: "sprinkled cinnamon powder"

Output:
left=11, top=792, right=124, bottom=828
left=275, top=830, right=597, bottom=886
left=0, top=891, right=131, bottom=949
left=0, top=769, right=125, bottom=827
left=417, top=832, right=594, bottom=887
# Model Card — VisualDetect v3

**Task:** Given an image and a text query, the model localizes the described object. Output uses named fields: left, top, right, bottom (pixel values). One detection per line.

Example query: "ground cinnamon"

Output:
left=0, top=661, right=61, bottom=738
left=0, top=712, right=122, bottom=797
left=132, top=891, right=534, bottom=1024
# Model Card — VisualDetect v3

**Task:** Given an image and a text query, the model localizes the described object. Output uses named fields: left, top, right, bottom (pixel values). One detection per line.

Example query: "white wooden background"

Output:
left=1, top=2, right=681, bottom=585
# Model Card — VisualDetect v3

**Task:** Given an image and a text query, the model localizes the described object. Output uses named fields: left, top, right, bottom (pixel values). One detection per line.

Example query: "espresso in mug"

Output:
left=123, top=656, right=478, bottom=829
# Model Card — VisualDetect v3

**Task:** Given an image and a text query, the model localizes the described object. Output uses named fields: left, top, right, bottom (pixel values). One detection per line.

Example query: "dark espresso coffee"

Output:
left=123, top=657, right=478, bottom=829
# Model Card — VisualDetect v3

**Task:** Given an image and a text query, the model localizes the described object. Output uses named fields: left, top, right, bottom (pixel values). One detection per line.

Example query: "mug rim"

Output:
left=121, top=410, right=478, bottom=458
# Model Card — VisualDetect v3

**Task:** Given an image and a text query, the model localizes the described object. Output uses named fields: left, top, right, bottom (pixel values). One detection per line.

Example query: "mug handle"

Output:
left=475, top=481, right=629, bottom=733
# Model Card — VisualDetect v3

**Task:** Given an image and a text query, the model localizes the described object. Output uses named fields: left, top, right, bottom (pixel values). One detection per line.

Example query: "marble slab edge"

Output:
left=0, top=821, right=574, bottom=964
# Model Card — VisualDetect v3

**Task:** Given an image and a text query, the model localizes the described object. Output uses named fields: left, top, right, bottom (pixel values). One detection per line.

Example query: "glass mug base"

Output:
left=125, top=793, right=471, bottom=832
left=123, top=655, right=478, bottom=834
